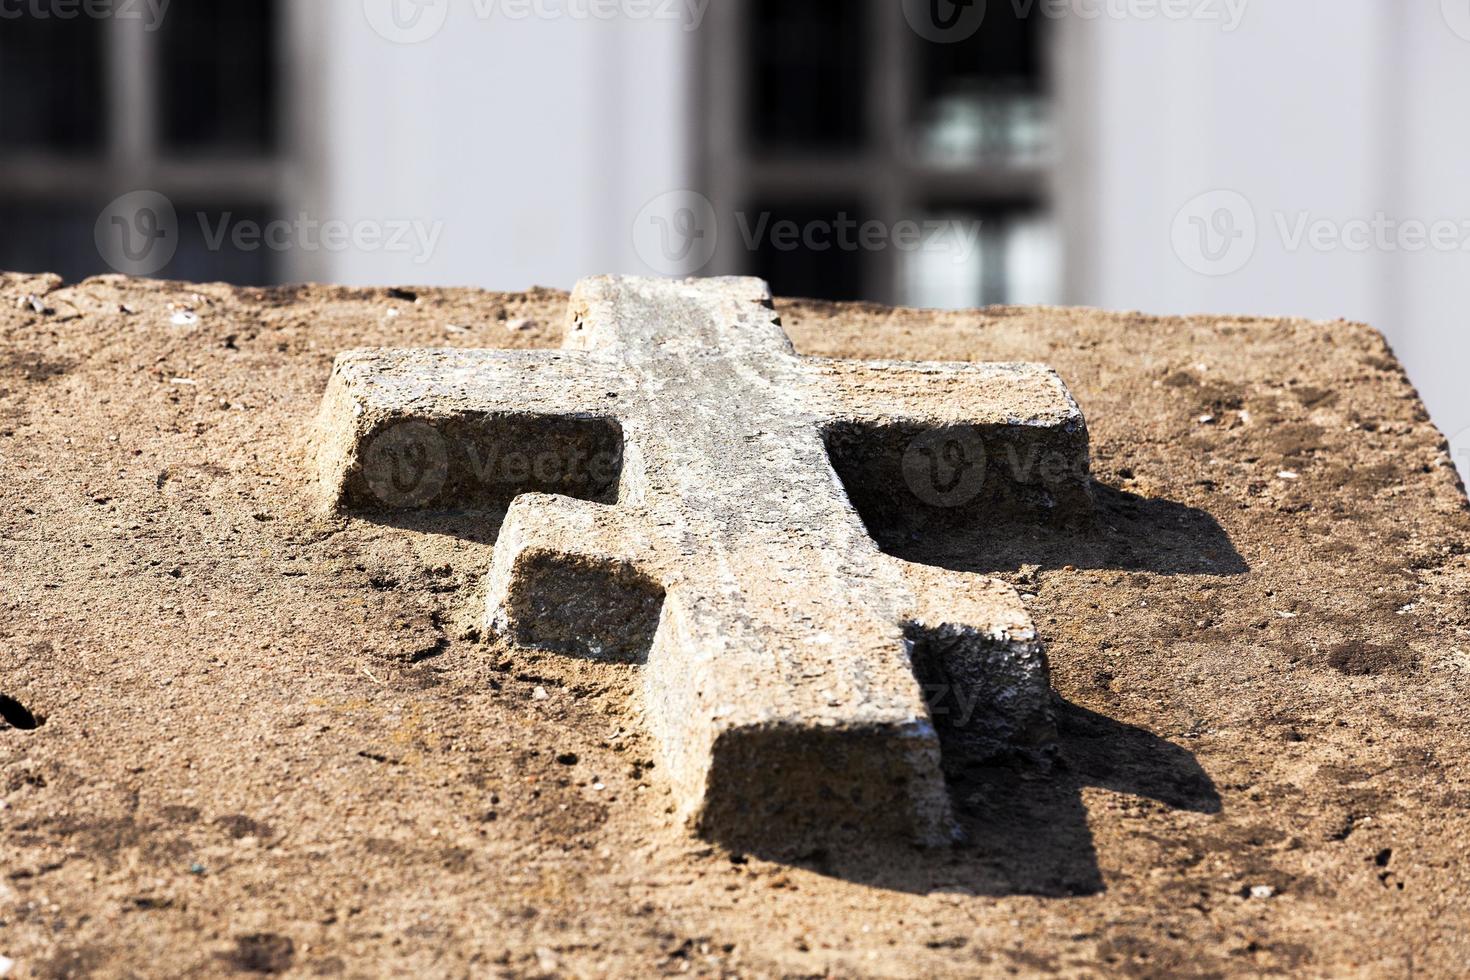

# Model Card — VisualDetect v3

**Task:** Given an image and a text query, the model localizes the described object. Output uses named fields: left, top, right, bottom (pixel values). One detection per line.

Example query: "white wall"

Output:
left=315, top=0, right=691, bottom=292
left=1060, top=1, right=1470, bottom=471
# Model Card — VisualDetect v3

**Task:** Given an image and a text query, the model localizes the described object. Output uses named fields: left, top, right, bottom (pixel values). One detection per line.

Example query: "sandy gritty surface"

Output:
left=1, top=271, right=1468, bottom=979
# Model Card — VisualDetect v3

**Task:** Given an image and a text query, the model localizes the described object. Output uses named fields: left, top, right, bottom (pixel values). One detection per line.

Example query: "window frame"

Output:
left=697, top=0, right=1061, bottom=307
left=0, top=3, right=324, bottom=283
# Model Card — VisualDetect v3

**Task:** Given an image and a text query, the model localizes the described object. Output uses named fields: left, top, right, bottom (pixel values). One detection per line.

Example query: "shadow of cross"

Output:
left=314, top=276, right=1093, bottom=851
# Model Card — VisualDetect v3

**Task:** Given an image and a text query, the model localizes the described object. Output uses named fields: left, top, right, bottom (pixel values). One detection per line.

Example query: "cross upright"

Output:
left=315, top=275, right=1092, bottom=848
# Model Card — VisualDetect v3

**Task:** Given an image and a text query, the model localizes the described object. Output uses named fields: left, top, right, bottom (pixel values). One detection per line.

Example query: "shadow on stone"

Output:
left=495, top=549, right=664, bottom=664
left=732, top=697, right=1220, bottom=897
left=347, top=507, right=510, bottom=546
left=336, top=412, right=623, bottom=514
left=871, top=482, right=1249, bottom=576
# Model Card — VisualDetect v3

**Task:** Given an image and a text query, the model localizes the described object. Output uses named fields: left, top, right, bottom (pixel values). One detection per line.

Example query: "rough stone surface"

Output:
left=2, top=270, right=1469, bottom=977
left=314, top=276, right=1091, bottom=847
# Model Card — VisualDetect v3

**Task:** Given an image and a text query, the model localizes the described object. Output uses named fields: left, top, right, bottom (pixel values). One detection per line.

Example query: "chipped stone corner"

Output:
left=308, top=354, right=371, bottom=515
left=907, top=621, right=1058, bottom=763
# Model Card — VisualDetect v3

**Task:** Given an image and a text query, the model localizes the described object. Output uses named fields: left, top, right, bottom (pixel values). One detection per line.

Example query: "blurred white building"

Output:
left=2, top=0, right=1468, bottom=470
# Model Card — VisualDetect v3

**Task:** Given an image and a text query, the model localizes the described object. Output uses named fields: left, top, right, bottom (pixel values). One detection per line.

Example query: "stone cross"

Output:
left=315, top=276, right=1091, bottom=848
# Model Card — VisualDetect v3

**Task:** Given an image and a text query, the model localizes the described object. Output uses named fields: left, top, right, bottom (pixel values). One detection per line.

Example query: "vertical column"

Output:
left=105, top=12, right=157, bottom=191
left=700, top=0, right=750, bottom=279
left=278, top=0, right=330, bottom=282
left=868, top=0, right=913, bottom=306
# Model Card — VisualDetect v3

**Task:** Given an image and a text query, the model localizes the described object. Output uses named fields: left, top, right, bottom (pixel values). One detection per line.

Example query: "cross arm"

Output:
left=806, top=357, right=1094, bottom=526
left=806, top=356, right=1085, bottom=430
left=894, top=559, right=1055, bottom=759
left=484, top=494, right=666, bottom=663
left=313, top=348, right=627, bottom=513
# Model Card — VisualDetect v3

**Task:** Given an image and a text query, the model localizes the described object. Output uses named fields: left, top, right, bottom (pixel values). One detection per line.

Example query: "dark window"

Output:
left=0, top=202, right=276, bottom=285
left=900, top=203, right=1056, bottom=308
left=914, top=6, right=1049, bottom=164
left=169, top=204, right=279, bottom=285
left=159, top=2, right=277, bottom=153
left=0, top=15, right=106, bottom=152
left=747, top=201, right=869, bottom=302
left=747, top=0, right=867, bottom=152
left=918, top=2, right=1044, bottom=99
left=0, top=202, right=109, bottom=281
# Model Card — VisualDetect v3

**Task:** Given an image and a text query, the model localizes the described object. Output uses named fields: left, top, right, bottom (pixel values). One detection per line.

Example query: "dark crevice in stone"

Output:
left=821, top=419, right=1093, bottom=558
left=343, top=413, right=625, bottom=514
left=0, top=694, right=43, bottom=730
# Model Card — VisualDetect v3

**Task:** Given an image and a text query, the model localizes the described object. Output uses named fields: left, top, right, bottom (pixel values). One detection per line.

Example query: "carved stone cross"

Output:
left=315, top=276, right=1091, bottom=848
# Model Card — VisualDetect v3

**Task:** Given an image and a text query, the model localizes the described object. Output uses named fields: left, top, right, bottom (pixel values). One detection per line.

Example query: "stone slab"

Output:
left=1, top=270, right=1468, bottom=977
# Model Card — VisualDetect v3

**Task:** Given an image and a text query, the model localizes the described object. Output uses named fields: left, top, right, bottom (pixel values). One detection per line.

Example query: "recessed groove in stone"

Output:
left=336, top=412, right=624, bottom=513
left=497, top=548, right=665, bottom=664
left=822, top=419, right=1093, bottom=552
